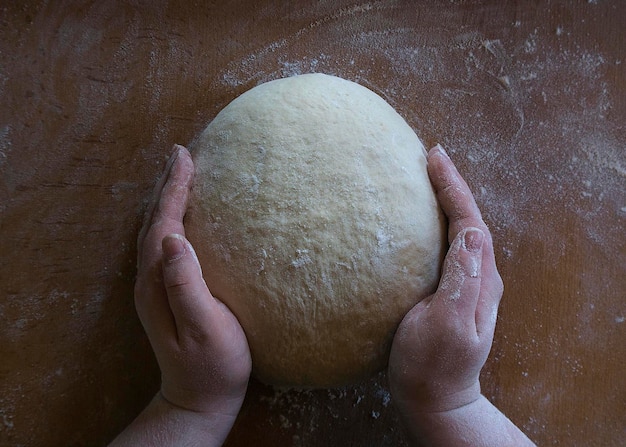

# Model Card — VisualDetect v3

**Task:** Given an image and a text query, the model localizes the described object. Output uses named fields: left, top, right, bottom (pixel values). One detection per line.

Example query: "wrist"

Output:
left=160, top=380, right=247, bottom=416
left=395, top=394, right=537, bottom=447
left=403, top=396, right=488, bottom=446
left=394, top=379, right=481, bottom=418
left=109, top=392, right=242, bottom=447
left=155, top=390, right=241, bottom=423
left=148, top=392, right=240, bottom=445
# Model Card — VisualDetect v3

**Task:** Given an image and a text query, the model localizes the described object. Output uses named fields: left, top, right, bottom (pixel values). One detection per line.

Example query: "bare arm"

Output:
left=388, top=145, right=535, bottom=446
left=403, top=395, right=534, bottom=447
left=109, top=393, right=238, bottom=446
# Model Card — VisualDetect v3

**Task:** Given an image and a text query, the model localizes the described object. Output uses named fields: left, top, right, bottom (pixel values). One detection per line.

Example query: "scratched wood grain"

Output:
left=0, top=1, right=624, bottom=446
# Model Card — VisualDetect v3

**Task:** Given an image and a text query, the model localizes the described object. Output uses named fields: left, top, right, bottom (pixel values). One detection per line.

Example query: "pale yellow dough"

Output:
left=186, top=73, right=445, bottom=387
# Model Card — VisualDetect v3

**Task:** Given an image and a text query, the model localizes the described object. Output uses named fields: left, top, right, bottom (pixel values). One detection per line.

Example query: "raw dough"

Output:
left=185, top=73, right=445, bottom=387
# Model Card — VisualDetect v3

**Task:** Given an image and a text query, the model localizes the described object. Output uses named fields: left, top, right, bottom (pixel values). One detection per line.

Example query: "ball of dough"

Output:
left=185, top=73, right=445, bottom=388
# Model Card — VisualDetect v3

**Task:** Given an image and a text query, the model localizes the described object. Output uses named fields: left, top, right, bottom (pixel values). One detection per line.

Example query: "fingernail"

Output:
left=173, top=143, right=186, bottom=154
left=163, top=234, right=186, bottom=262
left=462, top=227, right=484, bottom=253
left=171, top=145, right=183, bottom=161
left=434, top=143, right=449, bottom=158
left=164, top=146, right=181, bottom=173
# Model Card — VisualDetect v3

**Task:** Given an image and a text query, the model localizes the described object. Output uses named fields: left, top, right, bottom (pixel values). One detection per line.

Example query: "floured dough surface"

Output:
left=186, top=73, right=445, bottom=387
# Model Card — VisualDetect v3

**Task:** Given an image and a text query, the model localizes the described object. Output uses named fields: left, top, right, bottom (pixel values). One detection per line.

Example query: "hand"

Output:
left=135, top=145, right=252, bottom=416
left=388, top=144, right=504, bottom=415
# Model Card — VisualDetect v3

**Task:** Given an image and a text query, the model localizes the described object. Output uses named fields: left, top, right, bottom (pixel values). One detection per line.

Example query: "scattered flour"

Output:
left=256, top=373, right=403, bottom=445
left=2, top=2, right=622, bottom=445
left=211, top=5, right=624, bottom=444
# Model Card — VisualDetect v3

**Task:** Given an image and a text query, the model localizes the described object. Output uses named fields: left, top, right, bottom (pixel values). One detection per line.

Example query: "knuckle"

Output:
left=165, top=279, right=192, bottom=297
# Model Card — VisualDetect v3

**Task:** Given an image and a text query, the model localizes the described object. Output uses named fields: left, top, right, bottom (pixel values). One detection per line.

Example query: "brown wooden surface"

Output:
left=1, top=1, right=624, bottom=446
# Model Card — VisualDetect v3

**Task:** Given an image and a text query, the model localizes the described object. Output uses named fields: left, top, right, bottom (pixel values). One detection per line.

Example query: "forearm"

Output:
left=109, top=393, right=238, bottom=447
left=401, top=395, right=536, bottom=447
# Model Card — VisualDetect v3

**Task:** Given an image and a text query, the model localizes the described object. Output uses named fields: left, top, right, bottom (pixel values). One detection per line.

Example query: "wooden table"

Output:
left=1, top=1, right=624, bottom=445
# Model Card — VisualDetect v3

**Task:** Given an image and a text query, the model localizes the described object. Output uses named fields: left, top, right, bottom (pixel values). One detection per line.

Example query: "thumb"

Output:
left=161, top=233, right=214, bottom=341
left=433, top=227, right=484, bottom=328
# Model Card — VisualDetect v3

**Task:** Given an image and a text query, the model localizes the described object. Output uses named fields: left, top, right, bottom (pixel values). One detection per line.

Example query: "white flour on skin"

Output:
left=209, top=3, right=623, bottom=442
left=0, top=1, right=620, bottom=444
left=212, top=8, right=626, bottom=443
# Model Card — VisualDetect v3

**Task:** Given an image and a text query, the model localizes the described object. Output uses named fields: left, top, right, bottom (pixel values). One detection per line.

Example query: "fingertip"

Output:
left=173, top=143, right=192, bottom=159
left=462, top=227, right=484, bottom=255
left=462, top=228, right=484, bottom=281
left=456, top=227, right=484, bottom=274
left=162, top=233, right=187, bottom=262
left=162, top=233, right=204, bottom=275
left=426, top=143, right=453, bottom=181
left=428, top=143, right=449, bottom=159
left=173, top=145, right=195, bottom=182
